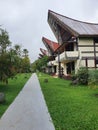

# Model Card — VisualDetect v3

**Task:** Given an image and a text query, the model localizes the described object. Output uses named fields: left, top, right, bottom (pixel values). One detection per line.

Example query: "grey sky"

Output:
left=0, top=0, right=98, bottom=62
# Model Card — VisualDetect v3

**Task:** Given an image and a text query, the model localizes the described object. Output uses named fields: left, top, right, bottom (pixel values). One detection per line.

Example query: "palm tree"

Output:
left=23, top=49, right=28, bottom=57
left=14, top=44, right=21, bottom=56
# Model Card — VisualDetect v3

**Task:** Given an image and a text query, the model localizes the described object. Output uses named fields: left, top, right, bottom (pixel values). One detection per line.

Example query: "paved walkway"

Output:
left=0, top=73, right=55, bottom=130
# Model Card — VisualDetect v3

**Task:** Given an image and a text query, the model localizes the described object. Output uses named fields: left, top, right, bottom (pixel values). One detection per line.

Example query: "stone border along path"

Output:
left=0, top=73, right=55, bottom=130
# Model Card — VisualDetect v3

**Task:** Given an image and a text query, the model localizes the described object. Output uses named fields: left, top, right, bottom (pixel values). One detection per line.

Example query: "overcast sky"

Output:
left=0, top=0, right=98, bottom=62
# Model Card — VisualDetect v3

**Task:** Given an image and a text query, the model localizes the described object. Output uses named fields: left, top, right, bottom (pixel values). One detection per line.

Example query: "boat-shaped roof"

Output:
left=42, top=37, right=59, bottom=52
left=48, top=10, right=98, bottom=37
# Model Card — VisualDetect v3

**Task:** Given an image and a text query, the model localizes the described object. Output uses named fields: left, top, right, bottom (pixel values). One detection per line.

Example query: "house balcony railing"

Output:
left=56, top=51, right=79, bottom=62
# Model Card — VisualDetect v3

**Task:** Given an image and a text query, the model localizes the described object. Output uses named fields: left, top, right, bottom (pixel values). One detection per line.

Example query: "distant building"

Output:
left=42, top=37, right=59, bottom=74
left=40, top=48, right=48, bottom=56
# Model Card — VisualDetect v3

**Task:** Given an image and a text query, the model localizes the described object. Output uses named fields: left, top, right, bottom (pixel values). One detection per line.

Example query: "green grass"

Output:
left=38, top=73, right=98, bottom=130
left=0, top=73, right=31, bottom=117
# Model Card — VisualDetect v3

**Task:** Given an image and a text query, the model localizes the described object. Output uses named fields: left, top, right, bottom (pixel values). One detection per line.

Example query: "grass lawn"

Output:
left=38, top=73, right=98, bottom=130
left=0, top=73, right=31, bottom=118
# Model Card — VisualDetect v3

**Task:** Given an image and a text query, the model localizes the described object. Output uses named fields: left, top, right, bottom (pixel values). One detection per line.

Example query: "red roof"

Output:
left=42, top=37, right=59, bottom=52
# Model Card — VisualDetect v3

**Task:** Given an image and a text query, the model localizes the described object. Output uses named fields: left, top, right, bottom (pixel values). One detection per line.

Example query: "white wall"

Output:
left=77, top=38, right=94, bottom=68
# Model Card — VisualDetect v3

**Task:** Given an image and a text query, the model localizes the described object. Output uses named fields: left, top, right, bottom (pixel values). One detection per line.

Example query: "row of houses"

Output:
left=39, top=10, right=98, bottom=77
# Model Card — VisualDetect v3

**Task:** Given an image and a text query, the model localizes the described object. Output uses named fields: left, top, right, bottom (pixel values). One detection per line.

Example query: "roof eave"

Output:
left=79, top=34, right=98, bottom=38
left=48, top=10, right=79, bottom=37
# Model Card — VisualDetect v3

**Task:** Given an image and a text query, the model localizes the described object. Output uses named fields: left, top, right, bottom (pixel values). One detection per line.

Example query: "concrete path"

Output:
left=0, top=73, right=55, bottom=130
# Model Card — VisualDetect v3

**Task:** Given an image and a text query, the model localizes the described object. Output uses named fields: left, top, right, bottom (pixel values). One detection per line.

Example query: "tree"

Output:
left=0, top=29, right=13, bottom=83
left=0, top=29, right=11, bottom=53
left=21, top=57, right=31, bottom=73
left=23, top=49, right=28, bottom=57
left=21, top=48, right=31, bottom=73
left=14, top=44, right=21, bottom=56
left=0, top=28, right=31, bottom=84
left=31, top=56, right=49, bottom=72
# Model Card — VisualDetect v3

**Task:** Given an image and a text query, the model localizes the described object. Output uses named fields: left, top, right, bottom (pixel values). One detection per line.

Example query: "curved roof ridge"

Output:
left=48, top=10, right=98, bottom=36
left=48, top=10, right=98, bottom=25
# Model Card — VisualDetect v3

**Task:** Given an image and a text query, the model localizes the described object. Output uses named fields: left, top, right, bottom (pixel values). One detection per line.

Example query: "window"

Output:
left=96, top=59, right=98, bottom=64
left=94, top=38, right=98, bottom=43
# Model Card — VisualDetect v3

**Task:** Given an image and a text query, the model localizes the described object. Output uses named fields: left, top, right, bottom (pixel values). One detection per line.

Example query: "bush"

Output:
left=88, top=69, right=98, bottom=86
left=71, top=71, right=77, bottom=81
left=77, top=67, right=88, bottom=85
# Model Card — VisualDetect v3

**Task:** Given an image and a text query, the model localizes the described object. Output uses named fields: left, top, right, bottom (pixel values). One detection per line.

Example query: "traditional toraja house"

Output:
left=42, top=37, right=59, bottom=74
left=47, top=10, right=98, bottom=76
left=39, top=53, right=44, bottom=59
left=38, top=48, right=49, bottom=72
left=39, top=48, right=49, bottom=59
left=40, top=48, right=48, bottom=56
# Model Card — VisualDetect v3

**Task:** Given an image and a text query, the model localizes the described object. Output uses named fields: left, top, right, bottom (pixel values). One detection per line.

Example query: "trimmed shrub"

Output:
left=88, top=69, right=98, bottom=86
left=71, top=71, right=77, bottom=81
left=77, top=67, right=88, bottom=85
left=44, top=79, right=48, bottom=83
left=0, top=92, right=5, bottom=103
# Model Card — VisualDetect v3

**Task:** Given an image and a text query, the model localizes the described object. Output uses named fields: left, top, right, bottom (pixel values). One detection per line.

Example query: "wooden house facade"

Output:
left=47, top=10, right=98, bottom=75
